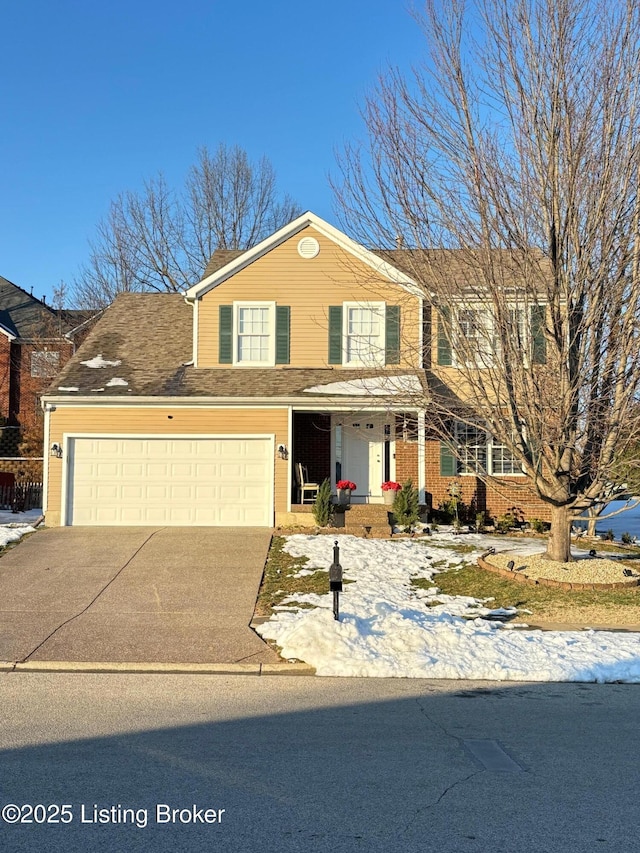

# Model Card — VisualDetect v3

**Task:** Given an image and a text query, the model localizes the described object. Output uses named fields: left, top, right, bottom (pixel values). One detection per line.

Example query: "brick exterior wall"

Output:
left=424, top=440, right=551, bottom=523
left=0, top=335, right=11, bottom=421
left=394, top=439, right=419, bottom=485
left=14, top=340, right=75, bottom=429
left=0, top=458, right=43, bottom=481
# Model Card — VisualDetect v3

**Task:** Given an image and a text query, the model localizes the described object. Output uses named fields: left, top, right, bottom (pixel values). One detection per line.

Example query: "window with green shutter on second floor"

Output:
left=328, top=302, right=401, bottom=366
left=218, top=302, right=290, bottom=366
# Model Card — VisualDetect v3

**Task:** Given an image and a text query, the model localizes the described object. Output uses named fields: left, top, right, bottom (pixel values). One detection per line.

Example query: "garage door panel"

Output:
left=67, top=437, right=273, bottom=526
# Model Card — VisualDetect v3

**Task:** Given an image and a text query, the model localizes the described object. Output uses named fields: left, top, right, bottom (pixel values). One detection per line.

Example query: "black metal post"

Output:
left=329, top=539, right=343, bottom=621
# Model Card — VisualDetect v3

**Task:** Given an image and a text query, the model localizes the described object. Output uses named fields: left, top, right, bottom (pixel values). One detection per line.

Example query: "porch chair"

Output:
left=295, top=462, right=320, bottom=504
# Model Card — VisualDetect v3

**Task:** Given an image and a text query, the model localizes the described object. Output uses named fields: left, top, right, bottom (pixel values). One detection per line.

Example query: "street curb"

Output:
left=8, top=660, right=316, bottom=676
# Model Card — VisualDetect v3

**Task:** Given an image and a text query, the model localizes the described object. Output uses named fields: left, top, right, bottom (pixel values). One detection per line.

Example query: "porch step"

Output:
left=341, top=504, right=393, bottom=537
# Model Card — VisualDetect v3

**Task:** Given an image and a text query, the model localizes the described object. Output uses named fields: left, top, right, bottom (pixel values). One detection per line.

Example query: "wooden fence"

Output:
left=0, top=482, right=43, bottom=512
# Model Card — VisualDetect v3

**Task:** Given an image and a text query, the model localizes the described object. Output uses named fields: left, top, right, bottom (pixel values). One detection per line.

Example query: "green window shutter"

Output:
left=440, top=441, right=458, bottom=477
left=531, top=305, right=546, bottom=364
left=219, top=305, right=233, bottom=364
left=275, top=305, right=290, bottom=364
left=328, top=305, right=343, bottom=364
left=437, top=307, right=452, bottom=366
left=385, top=305, right=401, bottom=365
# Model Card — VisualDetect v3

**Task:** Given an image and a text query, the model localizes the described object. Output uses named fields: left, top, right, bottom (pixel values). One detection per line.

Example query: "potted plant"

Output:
left=336, top=479, right=357, bottom=505
left=381, top=480, right=402, bottom=506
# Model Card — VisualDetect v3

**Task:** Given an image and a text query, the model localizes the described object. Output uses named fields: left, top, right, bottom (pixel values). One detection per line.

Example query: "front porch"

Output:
left=284, top=409, right=426, bottom=524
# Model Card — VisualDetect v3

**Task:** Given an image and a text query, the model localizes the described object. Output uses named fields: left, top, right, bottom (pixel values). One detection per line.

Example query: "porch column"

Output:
left=417, top=410, right=426, bottom=504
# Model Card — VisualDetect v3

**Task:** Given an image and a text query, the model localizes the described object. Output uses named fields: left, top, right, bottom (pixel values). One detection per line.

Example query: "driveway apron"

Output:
left=0, top=527, right=280, bottom=664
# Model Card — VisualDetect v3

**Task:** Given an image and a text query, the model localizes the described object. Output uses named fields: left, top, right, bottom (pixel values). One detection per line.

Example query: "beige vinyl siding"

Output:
left=46, top=406, right=289, bottom=526
left=198, top=225, right=420, bottom=368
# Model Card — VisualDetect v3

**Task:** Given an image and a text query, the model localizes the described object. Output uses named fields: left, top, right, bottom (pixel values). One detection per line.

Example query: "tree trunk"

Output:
left=546, top=505, right=573, bottom=562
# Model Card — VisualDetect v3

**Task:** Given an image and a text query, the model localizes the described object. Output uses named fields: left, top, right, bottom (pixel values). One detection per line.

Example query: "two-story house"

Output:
left=0, top=276, right=98, bottom=478
left=41, top=212, right=549, bottom=527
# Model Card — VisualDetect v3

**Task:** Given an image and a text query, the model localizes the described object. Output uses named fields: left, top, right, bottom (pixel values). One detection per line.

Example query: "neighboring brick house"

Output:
left=0, top=276, right=98, bottom=478
left=41, top=211, right=551, bottom=528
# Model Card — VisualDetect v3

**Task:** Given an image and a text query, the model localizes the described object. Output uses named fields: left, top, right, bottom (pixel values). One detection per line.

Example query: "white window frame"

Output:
left=453, top=306, right=495, bottom=368
left=342, top=301, right=386, bottom=367
left=455, top=421, right=521, bottom=476
left=31, top=350, right=60, bottom=378
left=232, top=301, right=276, bottom=367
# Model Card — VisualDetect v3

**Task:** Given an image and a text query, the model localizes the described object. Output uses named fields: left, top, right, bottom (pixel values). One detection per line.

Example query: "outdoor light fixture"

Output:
left=50, top=442, right=62, bottom=459
left=277, top=444, right=289, bottom=460
left=507, top=560, right=515, bottom=571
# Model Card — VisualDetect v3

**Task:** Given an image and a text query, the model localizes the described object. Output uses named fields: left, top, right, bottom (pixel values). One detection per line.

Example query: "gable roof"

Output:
left=0, top=275, right=78, bottom=341
left=202, top=249, right=243, bottom=279
left=186, top=211, right=421, bottom=300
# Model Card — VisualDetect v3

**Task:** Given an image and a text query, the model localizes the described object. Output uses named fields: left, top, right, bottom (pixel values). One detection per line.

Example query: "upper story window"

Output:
left=218, top=302, right=290, bottom=366
left=344, top=302, right=386, bottom=366
left=31, top=350, right=60, bottom=378
left=437, top=304, right=546, bottom=368
left=236, top=305, right=272, bottom=364
left=455, top=308, right=495, bottom=367
left=328, top=301, right=400, bottom=367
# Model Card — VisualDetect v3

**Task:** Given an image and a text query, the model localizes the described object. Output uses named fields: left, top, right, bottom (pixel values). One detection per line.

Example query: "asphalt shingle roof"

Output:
left=0, top=276, right=77, bottom=340
left=47, top=292, right=436, bottom=404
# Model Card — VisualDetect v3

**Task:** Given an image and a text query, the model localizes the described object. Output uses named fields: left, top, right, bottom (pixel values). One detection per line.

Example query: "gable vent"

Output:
left=297, top=237, right=320, bottom=259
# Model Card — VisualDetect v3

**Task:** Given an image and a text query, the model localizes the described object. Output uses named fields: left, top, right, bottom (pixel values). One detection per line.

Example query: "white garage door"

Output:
left=66, top=437, right=273, bottom=526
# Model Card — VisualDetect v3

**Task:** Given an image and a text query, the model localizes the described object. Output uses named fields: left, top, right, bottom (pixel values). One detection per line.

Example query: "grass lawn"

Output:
left=255, top=536, right=332, bottom=618
left=413, top=565, right=640, bottom=621
left=257, top=534, right=640, bottom=627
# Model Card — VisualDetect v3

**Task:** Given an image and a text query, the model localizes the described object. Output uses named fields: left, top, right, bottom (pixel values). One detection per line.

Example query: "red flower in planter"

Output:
left=381, top=481, right=402, bottom=491
left=336, top=480, right=357, bottom=490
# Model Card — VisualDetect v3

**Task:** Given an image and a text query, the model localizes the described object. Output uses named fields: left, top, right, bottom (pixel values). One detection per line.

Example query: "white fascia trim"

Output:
left=0, top=324, right=16, bottom=341
left=42, top=407, right=51, bottom=513
left=40, top=396, right=419, bottom=411
left=193, top=297, right=199, bottom=367
left=287, top=406, right=293, bottom=513
left=185, top=211, right=420, bottom=299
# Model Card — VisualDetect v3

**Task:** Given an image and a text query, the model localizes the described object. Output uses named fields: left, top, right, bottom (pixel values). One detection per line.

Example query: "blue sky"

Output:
left=0, top=1, right=423, bottom=303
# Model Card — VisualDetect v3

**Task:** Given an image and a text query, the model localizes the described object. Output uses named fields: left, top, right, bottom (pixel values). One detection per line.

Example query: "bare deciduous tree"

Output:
left=73, top=144, right=300, bottom=308
left=335, top=0, right=640, bottom=561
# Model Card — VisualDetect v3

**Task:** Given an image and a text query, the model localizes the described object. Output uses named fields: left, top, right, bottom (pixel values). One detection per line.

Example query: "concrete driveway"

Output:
left=0, top=527, right=281, bottom=665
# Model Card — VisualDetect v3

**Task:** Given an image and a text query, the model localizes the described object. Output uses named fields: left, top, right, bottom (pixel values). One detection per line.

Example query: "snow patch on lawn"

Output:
left=256, top=533, right=640, bottom=682
left=0, top=525, right=36, bottom=548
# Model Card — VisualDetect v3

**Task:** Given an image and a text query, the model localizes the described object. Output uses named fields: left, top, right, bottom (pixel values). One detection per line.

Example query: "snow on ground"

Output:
left=256, top=533, right=640, bottom=682
left=0, top=508, right=42, bottom=526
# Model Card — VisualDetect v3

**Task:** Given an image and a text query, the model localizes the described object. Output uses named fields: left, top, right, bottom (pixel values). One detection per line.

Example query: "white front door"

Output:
left=333, top=416, right=389, bottom=502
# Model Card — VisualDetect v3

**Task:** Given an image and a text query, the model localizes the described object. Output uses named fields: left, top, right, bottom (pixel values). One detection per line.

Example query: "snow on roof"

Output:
left=80, top=354, right=122, bottom=368
left=303, top=375, right=423, bottom=396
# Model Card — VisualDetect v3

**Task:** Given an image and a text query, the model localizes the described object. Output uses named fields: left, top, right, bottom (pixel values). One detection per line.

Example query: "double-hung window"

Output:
left=233, top=302, right=275, bottom=366
left=343, top=301, right=386, bottom=366
left=457, top=422, right=488, bottom=473
left=441, top=421, right=520, bottom=476
left=455, top=308, right=494, bottom=367
left=31, top=350, right=60, bottom=378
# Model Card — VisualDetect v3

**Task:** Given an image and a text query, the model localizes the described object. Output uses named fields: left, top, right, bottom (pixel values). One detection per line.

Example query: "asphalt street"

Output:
left=0, top=673, right=638, bottom=853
